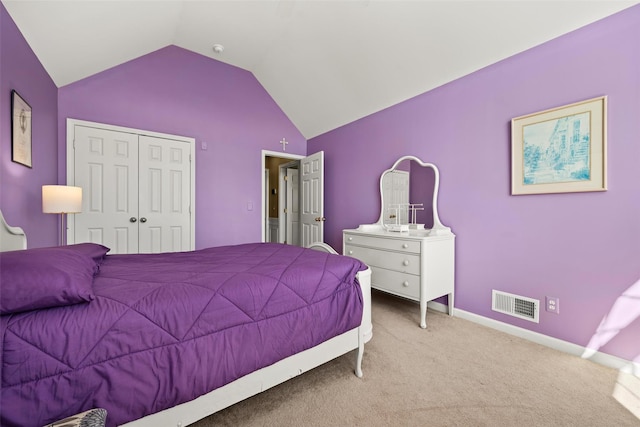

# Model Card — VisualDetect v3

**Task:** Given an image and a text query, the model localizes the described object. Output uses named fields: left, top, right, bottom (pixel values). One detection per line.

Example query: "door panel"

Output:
left=382, top=170, right=409, bottom=225
left=138, top=135, right=191, bottom=253
left=300, top=151, right=324, bottom=247
left=286, top=168, right=300, bottom=245
left=74, top=126, right=139, bottom=253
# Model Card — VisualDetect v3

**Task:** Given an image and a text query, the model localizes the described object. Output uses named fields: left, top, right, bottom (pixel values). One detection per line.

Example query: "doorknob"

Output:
left=314, top=217, right=326, bottom=222
left=130, top=217, right=137, bottom=223
left=140, top=217, right=147, bottom=223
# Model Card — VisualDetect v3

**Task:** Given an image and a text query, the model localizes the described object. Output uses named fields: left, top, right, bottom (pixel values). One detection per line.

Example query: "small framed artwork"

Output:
left=11, top=90, right=32, bottom=168
left=511, top=96, right=607, bottom=195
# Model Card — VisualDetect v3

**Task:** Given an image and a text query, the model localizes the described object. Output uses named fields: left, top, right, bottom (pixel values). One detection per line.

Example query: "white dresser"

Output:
left=345, top=155, right=455, bottom=328
left=343, top=228, right=455, bottom=328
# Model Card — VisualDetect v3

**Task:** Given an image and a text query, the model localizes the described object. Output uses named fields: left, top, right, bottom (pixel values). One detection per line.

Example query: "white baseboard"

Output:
left=427, top=301, right=638, bottom=375
left=614, top=370, right=640, bottom=418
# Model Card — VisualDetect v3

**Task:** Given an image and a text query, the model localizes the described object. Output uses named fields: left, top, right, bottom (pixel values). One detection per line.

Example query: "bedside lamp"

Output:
left=42, top=185, right=82, bottom=245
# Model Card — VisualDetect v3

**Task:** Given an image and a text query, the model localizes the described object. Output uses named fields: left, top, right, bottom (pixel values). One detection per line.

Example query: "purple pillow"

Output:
left=62, top=243, right=111, bottom=264
left=0, top=247, right=98, bottom=315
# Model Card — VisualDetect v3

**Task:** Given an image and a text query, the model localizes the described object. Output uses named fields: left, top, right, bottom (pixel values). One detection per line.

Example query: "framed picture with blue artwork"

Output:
left=511, top=96, right=607, bottom=195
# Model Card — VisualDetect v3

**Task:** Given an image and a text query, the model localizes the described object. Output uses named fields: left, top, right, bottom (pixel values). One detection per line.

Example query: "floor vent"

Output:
left=492, top=290, right=539, bottom=323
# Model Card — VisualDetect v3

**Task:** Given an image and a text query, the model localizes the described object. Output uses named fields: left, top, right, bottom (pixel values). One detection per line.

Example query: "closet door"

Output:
left=72, top=124, right=193, bottom=254
left=138, top=135, right=191, bottom=253
left=73, top=126, right=139, bottom=253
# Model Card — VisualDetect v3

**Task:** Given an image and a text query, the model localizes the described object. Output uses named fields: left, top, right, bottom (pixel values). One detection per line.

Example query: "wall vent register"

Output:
left=492, top=290, right=540, bottom=323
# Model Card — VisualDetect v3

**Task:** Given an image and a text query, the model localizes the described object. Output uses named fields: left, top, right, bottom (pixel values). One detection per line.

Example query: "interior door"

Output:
left=382, top=170, right=409, bottom=225
left=300, top=151, right=324, bottom=247
left=138, top=135, right=191, bottom=253
left=285, top=167, right=300, bottom=245
left=73, top=126, right=139, bottom=253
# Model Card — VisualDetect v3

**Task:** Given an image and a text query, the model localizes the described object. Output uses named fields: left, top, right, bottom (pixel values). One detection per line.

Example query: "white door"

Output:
left=73, top=125, right=192, bottom=254
left=264, top=169, right=270, bottom=242
left=300, top=151, right=324, bottom=247
left=277, top=160, right=298, bottom=244
left=382, top=170, right=409, bottom=225
left=285, top=167, right=300, bottom=245
left=73, top=126, right=140, bottom=253
left=138, top=135, right=191, bottom=253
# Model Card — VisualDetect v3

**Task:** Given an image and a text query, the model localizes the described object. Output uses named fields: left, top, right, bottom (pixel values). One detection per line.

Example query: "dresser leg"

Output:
left=448, top=292, right=455, bottom=316
left=420, top=299, right=427, bottom=328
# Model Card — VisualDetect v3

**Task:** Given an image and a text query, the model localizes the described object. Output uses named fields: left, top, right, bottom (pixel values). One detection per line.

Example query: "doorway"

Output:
left=262, top=150, right=303, bottom=243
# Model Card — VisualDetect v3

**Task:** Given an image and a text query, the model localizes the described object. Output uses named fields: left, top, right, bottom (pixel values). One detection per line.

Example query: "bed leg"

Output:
left=355, top=332, right=364, bottom=378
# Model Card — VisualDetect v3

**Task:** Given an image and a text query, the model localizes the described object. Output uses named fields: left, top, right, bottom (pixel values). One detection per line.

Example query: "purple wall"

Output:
left=309, top=6, right=640, bottom=362
left=0, top=4, right=58, bottom=248
left=58, top=45, right=305, bottom=248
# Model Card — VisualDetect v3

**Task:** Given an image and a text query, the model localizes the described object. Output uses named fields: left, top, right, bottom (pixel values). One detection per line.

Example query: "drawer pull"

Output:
left=348, top=237, right=353, bottom=241
left=402, top=281, right=409, bottom=287
left=402, top=243, right=409, bottom=249
left=403, top=260, right=410, bottom=266
left=348, top=250, right=353, bottom=255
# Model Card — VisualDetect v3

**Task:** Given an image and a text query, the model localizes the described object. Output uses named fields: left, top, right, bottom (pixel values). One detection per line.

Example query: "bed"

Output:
left=0, top=210, right=372, bottom=427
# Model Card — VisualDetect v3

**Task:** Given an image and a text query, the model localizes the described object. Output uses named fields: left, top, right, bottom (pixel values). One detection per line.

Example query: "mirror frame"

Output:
left=376, top=155, right=451, bottom=235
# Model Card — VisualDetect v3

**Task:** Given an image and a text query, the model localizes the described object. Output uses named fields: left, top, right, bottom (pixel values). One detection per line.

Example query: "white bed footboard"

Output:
left=308, top=242, right=372, bottom=343
left=124, top=330, right=362, bottom=427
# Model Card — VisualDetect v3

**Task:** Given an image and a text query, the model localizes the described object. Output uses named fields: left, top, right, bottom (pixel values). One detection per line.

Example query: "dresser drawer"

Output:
left=345, top=244, right=420, bottom=275
left=370, top=266, right=420, bottom=300
left=344, top=233, right=420, bottom=254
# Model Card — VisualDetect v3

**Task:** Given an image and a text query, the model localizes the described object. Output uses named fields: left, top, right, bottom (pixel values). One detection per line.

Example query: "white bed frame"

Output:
left=0, top=210, right=27, bottom=251
left=0, top=212, right=372, bottom=427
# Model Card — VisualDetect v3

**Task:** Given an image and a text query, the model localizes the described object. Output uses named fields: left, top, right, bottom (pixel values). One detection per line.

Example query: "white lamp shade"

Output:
left=42, top=185, right=83, bottom=213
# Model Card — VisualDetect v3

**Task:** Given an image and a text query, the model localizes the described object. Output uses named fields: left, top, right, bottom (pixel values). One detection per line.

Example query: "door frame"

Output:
left=264, top=168, right=270, bottom=242
left=66, top=118, right=196, bottom=249
left=261, top=150, right=304, bottom=243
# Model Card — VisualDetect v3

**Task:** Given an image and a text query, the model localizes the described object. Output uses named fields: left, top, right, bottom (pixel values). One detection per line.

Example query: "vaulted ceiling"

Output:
left=3, top=1, right=637, bottom=138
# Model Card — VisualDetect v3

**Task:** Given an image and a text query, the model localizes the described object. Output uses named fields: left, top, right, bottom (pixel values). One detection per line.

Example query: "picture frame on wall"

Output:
left=11, top=90, right=32, bottom=168
left=511, top=96, right=607, bottom=195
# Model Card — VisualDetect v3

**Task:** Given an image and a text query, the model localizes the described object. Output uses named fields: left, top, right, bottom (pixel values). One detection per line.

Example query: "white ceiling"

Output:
left=3, top=0, right=638, bottom=138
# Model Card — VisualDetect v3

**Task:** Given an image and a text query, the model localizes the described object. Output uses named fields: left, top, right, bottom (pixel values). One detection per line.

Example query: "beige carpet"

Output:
left=192, top=291, right=639, bottom=427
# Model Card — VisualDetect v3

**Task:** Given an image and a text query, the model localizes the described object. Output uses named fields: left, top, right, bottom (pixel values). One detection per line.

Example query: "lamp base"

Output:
left=59, top=213, right=65, bottom=246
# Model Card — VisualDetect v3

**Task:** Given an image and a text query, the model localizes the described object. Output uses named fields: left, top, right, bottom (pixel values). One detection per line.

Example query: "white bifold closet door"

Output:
left=73, top=125, right=191, bottom=254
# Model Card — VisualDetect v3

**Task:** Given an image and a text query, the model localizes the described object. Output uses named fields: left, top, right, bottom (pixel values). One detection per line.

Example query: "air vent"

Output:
left=492, top=290, right=539, bottom=323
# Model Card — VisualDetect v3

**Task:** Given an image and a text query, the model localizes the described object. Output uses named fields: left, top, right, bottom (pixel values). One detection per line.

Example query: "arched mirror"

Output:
left=373, top=155, right=451, bottom=236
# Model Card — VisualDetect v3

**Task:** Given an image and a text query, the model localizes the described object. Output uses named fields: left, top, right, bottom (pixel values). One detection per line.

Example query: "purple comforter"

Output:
left=1, top=243, right=366, bottom=426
